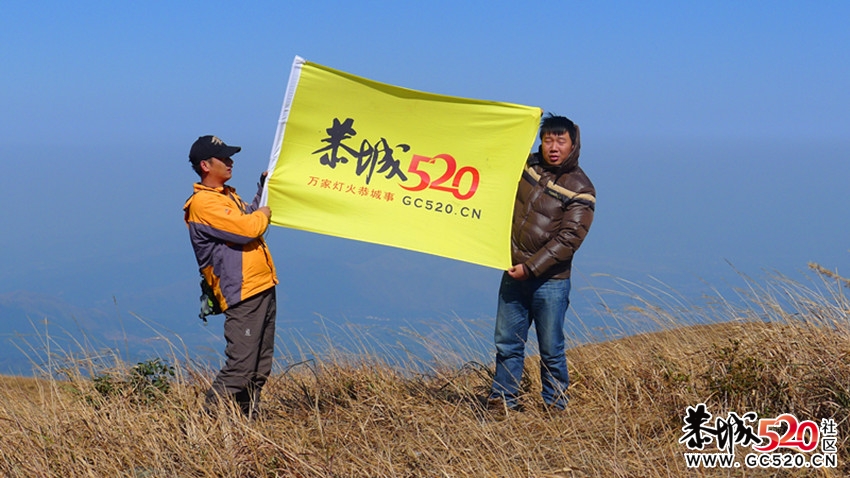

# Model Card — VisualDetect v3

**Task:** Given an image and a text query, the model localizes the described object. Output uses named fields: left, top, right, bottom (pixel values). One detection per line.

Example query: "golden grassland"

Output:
left=1, top=267, right=848, bottom=477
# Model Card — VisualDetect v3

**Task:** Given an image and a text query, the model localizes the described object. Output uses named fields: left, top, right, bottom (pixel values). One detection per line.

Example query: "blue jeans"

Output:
left=489, top=273, right=571, bottom=409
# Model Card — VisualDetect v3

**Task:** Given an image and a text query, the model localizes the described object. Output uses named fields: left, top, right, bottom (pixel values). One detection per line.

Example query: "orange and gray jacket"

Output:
left=511, top=125, right=596, bottom=280
left=183, top=183, right=278, bottom=312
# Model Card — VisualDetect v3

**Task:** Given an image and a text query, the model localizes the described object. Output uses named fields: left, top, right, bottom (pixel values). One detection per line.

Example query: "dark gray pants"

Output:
left=205, top=287, right=276, bottom=418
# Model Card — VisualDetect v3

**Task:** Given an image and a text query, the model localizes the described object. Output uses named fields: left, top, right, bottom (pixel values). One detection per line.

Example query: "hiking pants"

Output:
left=205, top=287, right=276, bottom=417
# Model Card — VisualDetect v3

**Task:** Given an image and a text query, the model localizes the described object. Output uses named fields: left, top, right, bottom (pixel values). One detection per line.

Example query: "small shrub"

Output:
left=92, top=358, right=175, bottom=406
left=704, top=339, right=790, bottom=416
left=129, top=358, right=175, bottom=403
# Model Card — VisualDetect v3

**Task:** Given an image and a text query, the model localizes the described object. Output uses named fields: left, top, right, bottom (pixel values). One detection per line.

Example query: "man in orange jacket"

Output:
left=184, top=135, right=278, bottom=419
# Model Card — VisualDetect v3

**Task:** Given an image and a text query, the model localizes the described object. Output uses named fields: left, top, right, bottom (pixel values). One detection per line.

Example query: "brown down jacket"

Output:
left=510, top=127, right=596, bottom=280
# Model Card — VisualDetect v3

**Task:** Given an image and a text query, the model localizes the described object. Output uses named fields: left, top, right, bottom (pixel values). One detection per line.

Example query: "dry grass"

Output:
left=1, top=268, right=848, bottom=477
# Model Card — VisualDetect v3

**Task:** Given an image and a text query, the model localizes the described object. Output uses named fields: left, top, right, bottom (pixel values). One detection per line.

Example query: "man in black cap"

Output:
left=183, top=135, right=278, bottom=419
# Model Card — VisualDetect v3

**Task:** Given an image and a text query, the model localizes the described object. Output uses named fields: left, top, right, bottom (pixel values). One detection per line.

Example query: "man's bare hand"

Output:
left=507, top=264, right=529, bottom=280
left=257, top=206, right=272, bottom=219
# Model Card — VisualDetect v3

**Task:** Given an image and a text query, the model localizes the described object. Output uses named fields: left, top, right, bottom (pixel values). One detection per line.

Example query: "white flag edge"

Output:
left=261, top=55, right=306, bottom=206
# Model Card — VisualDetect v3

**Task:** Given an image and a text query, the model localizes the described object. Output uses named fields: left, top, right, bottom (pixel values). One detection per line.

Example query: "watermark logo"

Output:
left=679, top=403, right=838, bottom=469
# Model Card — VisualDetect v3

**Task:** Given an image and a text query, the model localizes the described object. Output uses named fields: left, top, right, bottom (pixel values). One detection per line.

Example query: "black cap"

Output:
left=189, top=135, right=242, bottom=163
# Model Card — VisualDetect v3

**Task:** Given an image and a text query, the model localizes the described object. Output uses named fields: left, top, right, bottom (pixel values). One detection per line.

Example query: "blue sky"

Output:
left=2, top=2, right=849, bottom=373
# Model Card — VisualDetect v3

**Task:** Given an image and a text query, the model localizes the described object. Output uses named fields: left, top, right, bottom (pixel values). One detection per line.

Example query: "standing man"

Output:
left=488, top=114, right=596, bottom=411
left=183, top=135, right=278, bottom=419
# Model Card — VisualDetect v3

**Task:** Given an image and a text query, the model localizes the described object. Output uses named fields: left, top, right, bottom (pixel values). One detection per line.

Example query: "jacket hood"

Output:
left=536, top=123, right=581, bottom=173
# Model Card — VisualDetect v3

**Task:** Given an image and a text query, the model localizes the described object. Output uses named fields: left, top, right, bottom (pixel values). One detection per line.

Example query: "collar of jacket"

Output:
left=193, top=182, right=235, bottom=195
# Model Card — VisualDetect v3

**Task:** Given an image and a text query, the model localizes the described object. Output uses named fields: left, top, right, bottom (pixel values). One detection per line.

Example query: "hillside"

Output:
left=1, top=270, right=848, bottom=477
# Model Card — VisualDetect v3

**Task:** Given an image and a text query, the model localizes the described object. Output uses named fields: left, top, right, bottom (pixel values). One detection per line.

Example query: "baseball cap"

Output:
left=189, top=135, right=242, bottom=163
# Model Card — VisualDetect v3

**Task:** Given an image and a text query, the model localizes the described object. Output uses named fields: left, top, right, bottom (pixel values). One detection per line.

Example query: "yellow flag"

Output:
left=263, top=56, right=541, bottom=270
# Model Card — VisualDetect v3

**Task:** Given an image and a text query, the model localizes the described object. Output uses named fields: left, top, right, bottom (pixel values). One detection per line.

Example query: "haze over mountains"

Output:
left=3, top=3, right=848, bottom=376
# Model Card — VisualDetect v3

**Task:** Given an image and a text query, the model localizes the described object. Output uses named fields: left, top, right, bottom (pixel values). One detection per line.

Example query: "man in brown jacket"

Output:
left=487, top=114, right=596, bottom=411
